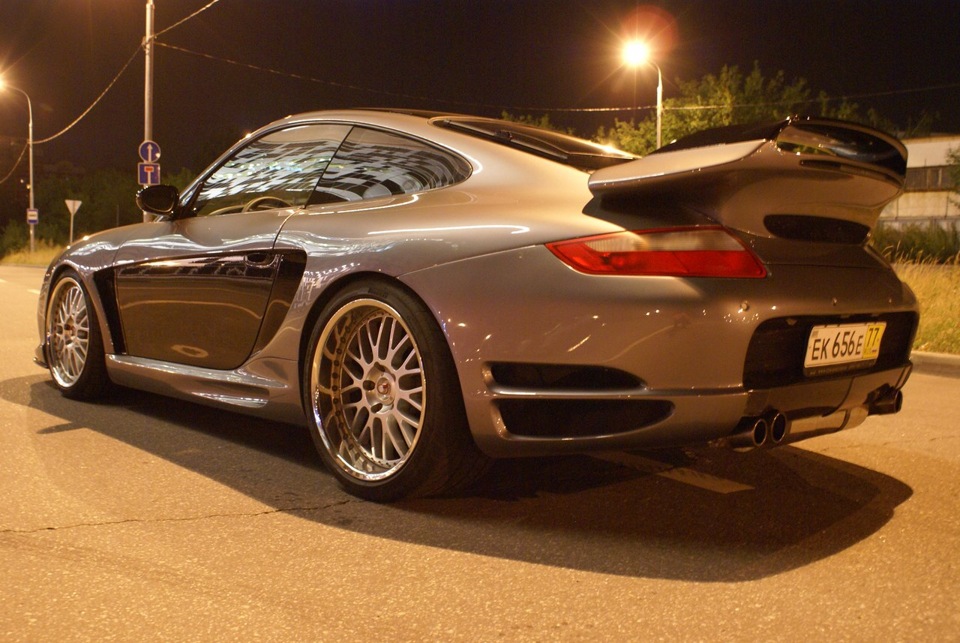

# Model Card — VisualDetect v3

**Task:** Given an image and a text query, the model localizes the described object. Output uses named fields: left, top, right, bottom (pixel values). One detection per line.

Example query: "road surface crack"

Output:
left=0, top=499, right=359, bottom=535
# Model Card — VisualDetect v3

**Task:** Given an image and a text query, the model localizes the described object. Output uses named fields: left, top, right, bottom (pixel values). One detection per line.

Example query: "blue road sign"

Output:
left=138, top=162, right=161, bottom=185
left=139, top=140, right=161, bottom=163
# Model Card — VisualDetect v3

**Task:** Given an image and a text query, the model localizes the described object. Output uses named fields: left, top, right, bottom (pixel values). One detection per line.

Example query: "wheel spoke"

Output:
left=47, top=278, right=92, bottom=389
left=310, top=298, right=429, bottom=481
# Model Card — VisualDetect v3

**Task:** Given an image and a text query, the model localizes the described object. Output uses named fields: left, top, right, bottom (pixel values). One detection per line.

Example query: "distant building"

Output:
left=882, top=135, right=960, bottom=228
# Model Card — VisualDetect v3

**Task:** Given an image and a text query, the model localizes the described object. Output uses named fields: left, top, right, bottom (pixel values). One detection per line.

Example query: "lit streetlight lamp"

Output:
left=621, top=40, right=663, bottom=149
left=0, top=77, right=37, bottom=251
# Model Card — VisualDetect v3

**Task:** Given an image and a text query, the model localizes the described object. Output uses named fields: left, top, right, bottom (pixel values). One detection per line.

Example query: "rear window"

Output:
left=434, top=118, right=635, bottom=171
left=309, top=126, right=472, bottom=204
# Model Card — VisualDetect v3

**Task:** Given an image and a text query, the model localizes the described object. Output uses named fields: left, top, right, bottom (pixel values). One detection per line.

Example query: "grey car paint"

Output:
left=36, top=109, right=918, bottom=495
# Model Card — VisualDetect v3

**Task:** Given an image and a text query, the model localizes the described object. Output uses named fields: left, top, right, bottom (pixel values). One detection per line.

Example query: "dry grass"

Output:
left=895, top=261, right=960, bottom=354
left=0, top=241, right=63, bottom=267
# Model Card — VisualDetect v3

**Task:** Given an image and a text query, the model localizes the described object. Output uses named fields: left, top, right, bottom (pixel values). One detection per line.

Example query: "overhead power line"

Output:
left=155, top=0, right=223, bottom=39
left=32, top=46, right=142, bottom=145
left=0, top=0, right=225, bottom=181
left=24, top=0, right=224, bottom=147
left=153, top=41, right=530, bottom=112
left=0, top=143, right=27, bottom=185
left=155, top=41, right=960, bottom=116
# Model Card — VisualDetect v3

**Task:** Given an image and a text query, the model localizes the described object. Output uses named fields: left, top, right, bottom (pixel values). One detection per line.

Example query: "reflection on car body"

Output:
left=35, top=109, right=918, bottom=500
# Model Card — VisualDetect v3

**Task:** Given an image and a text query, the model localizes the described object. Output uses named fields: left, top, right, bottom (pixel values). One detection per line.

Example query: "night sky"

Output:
left=2, top=0, right=960, bottom=178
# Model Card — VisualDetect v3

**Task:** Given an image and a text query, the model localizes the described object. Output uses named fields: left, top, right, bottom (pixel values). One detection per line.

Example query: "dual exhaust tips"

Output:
left=728, top=390, right=904, bottom=451
left=730, top=411, right=789, bottom=451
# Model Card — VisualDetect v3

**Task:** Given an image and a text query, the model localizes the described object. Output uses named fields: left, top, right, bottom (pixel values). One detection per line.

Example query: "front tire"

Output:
left=45, top=271, right=110, bottom=400
left=303, top=280, right=487, bottom=501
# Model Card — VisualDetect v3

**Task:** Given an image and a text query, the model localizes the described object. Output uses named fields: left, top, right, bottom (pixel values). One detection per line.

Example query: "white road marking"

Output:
left=596, top=452, right=754, bottom=494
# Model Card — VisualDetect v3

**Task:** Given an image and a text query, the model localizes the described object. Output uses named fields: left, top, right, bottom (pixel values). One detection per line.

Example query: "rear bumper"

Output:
left=466, top=362, right=912, bottom=457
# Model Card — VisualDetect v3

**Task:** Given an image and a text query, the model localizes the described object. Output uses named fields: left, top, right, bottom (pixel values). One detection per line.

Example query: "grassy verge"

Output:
left=895, top=261, right=960, bottom=355
left=0, top=242, right=63, bottom=267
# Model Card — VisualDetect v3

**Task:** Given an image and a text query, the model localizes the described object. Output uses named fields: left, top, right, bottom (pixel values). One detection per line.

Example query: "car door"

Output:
left=113, top=122, right=351, bottom=370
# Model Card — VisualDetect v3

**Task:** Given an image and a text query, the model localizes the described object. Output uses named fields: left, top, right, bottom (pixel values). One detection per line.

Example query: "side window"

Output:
left=309, top=127, right=471, bottom=204
left=190, top=123, right=351, bottom=217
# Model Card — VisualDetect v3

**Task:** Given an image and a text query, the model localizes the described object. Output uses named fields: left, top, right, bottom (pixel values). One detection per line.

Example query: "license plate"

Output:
left=804, top=322, right=886, bottom=375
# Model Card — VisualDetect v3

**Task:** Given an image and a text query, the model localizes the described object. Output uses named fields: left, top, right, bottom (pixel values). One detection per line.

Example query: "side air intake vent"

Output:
left=498, top=399, right=673, bottom=438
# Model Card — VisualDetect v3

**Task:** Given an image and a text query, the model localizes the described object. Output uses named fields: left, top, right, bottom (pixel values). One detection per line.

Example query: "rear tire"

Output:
left=303, top=280, right=488, bottom=501
left=45, top=271, right=111, bottom=400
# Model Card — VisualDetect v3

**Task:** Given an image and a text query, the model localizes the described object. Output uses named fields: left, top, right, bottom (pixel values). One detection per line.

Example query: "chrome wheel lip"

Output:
left=310, top=298, right=426, bottom=483
left=46, top=277, right=91, bottom=389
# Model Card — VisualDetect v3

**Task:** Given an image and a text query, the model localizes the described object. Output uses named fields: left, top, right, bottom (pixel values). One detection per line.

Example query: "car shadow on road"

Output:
left=6, top=374, right=913, bottom=582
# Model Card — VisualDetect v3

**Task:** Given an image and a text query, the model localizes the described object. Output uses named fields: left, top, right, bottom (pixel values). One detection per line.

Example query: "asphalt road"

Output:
left=2, top=264, right=958, bottom=641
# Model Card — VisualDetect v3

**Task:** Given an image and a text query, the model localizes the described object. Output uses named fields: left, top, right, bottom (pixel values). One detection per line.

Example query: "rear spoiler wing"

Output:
left=588, top=117, right=908, bottom=239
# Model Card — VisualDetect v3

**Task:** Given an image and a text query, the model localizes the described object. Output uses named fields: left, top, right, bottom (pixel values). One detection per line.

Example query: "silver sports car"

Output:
left=36, top=109, right=918, bottom=500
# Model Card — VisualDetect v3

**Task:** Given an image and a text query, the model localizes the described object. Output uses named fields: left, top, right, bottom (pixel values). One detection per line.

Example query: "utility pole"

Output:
left=0, top=81, right=37, bottom=251
left=143, top=0, right=155, bottom=222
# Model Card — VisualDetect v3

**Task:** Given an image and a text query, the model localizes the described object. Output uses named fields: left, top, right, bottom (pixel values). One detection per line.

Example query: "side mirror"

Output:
left=137, top=184, right=180, bottom=217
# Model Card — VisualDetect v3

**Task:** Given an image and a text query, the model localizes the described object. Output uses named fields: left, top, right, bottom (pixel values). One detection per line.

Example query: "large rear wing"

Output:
left=588, top=117, right=908, bottom=241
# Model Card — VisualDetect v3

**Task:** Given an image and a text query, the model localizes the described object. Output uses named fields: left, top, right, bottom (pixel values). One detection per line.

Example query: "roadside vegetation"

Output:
left=894, top=260, right=960, bottom=354
left=871, top=223, right=960, bottom=354
left=872, top=223, right=960, bottom=264
left=0, top=240, right=62, bottom=267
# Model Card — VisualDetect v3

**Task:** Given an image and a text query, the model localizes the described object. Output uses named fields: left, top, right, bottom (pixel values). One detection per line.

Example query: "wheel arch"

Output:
left=44, top=262, right=120, bottom=357
left=297, top=270, right=489, bottom=499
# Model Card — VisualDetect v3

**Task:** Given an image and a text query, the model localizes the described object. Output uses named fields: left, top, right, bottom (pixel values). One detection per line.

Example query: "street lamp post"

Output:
left=622, top=40, right=663, bottom=150
left=0, top=79, right=36, bottom=251
left=653, top=61, right=663, bottom=149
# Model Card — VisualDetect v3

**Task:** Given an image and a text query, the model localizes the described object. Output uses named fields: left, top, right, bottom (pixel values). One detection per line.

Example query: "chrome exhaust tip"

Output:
left=728, top=416, right=769, bottom=451
left=752, top=417, right=769, bottom=447
left=869, top=389, right=903, bottom=416
left=767, top=411, right=789, bottom=445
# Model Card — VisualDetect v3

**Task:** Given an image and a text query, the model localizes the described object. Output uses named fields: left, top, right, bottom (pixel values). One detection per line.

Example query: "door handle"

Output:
left=245, top=252, right=274, bottom=266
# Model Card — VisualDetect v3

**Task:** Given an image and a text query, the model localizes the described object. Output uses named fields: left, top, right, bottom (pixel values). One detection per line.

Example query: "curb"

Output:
left=912, top=351, right=960, bottom=379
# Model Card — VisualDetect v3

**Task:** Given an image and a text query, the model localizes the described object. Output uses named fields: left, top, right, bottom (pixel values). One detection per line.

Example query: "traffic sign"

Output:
left=138, top=162, right=161, bottom=186
left=26, top=208, right=38, bottom=225
left=65, top=200, right=82, bottom=244
left=139, top=140, right=161, bottom=163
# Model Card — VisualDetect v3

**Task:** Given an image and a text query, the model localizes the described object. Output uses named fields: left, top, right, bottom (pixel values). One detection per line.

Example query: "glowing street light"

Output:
left=622, top=40, right=663, bottom=149
left=0, top=77, right=37, bottom=251
left=622, top=40, right=651, bottom=68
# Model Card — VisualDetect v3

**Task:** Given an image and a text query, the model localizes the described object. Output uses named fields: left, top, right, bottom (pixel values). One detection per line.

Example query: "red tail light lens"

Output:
left=547, top=227, right=767, bottom=278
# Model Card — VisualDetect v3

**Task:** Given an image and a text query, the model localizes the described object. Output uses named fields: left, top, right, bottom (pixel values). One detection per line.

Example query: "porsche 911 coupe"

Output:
left=36, top=109, right=918, bottom=500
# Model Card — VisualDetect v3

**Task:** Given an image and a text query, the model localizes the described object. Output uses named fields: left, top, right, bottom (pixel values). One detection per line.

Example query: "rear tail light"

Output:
left=547, top=226, right=766, bottom=278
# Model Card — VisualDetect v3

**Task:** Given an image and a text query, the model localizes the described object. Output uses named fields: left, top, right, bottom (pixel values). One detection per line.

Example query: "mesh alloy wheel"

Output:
left=45, top=272, right=110, bottom=400
left=310, top=298, right=426, bottom=482
left=48, top=276, right=93, bottom=388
